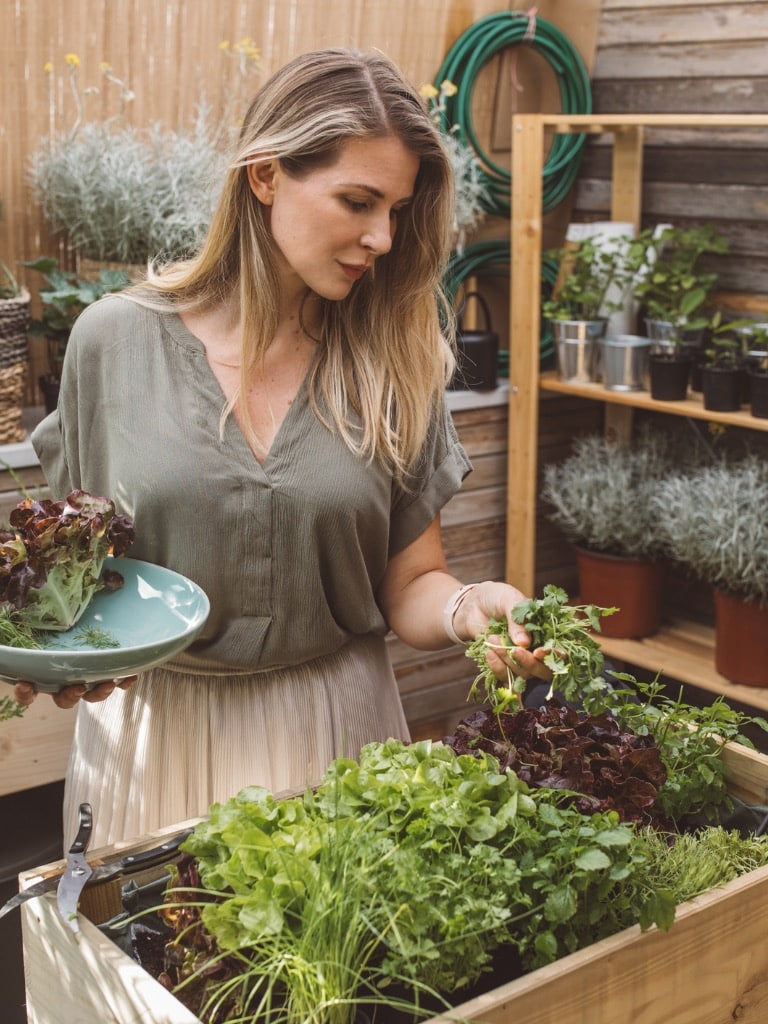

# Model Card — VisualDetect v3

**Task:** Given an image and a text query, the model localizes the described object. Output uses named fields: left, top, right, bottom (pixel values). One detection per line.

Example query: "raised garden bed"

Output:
left=19, top=740, right=768, bottom=1024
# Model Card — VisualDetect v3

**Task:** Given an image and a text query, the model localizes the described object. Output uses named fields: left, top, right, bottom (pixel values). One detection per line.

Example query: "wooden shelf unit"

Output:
left=507, top=112, right=768, bottom=698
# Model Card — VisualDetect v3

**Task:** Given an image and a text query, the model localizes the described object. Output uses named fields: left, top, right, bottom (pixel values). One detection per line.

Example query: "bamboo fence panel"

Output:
left=1, top=0, right=600, bottom=402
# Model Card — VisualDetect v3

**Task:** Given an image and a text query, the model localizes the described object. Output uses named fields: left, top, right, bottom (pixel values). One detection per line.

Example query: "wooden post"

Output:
left=507, top=115, right=544, bottom=595
left=610, top=125, right=644, bottom=231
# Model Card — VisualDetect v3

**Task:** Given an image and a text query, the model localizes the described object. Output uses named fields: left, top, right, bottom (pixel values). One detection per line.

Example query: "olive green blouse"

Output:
left=32, top=296, right=471, bottom=671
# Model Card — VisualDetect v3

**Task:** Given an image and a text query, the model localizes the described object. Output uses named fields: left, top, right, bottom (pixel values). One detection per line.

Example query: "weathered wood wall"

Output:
left=577, top=0, right=768, bottom=302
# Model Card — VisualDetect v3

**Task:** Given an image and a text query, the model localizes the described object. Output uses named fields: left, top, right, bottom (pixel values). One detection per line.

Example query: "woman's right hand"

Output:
left=13, top=677, right=137, bottom=710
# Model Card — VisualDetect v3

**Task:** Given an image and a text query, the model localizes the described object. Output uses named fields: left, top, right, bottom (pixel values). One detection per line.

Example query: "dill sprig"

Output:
left=0, top=605, right=44, bottom=650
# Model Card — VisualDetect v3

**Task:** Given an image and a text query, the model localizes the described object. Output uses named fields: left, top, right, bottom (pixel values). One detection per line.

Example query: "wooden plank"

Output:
left=539, top=372, right=768, bottom=433
left=593, top=78, right=768, bottom=117
left=442, top=484, right=507, bottom=529
left=575, top=178, right=768, bottom=221
left=427, top=859, right=768, bottom=1023
left=721, top=742, right=768, bottom=807
left=0, top=698, right=74, bottom=796
left=601, top=0, right=741, bottom=7
left=609, top=124, right=643, bottom=228
left=441, top=519, right=506, bottom=560
left=594, top=39, right=768, bottom=79
left=580, top=142, right=768, bottom=186
left=508, top=115, right=545, bottom=595
left=455, top=450, right=507, bottom=491
left=598, top=3, right=768, bottom=46
left=598, top=619, right=768, bottom=715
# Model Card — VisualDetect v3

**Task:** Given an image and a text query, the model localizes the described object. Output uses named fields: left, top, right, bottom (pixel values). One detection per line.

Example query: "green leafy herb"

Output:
left=603, top=673, right=768, bottom=825
left=0, top=605, right=43, bottom=649
left=72, top=626, right=120, bottom=649
left=466, top=584, right=616, bottom=715
left=0, top=694, right=26, bottom=722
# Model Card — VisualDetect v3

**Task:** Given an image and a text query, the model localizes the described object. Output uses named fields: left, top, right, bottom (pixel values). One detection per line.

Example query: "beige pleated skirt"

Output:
left=63, top=635, right=410, bottom=850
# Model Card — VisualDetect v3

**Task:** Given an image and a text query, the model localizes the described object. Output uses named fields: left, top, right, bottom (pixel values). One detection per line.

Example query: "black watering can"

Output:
left=450, top=291, right=499, bottom=391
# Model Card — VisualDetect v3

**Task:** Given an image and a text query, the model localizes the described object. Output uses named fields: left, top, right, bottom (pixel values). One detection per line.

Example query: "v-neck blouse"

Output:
left=32, top=295, right=472, bottom=671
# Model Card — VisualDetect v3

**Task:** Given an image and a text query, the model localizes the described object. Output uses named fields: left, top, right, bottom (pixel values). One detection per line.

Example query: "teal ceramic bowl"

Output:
left=0, top=557, right=210, bottom=692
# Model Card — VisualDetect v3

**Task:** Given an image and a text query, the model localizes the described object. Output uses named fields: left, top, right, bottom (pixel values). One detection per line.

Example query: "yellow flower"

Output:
left=440, top=80, right=458, bottom=97
left=99, top=62, right=111, bottom=73
left=43, top=61, right=53, bottom=74
left=419, top=83, right=439, bottom=100
left=64, top=53, right=80, bottom=68
left=219, top=40, right=230, bottom=51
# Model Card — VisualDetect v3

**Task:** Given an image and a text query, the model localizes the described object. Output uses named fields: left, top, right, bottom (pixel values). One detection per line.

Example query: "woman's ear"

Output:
left=247, top=160, right=278, bottom=205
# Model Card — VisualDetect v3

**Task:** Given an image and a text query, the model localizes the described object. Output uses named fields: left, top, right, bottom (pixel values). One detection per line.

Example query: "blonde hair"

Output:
left=141, top=48, right=456, bottom=480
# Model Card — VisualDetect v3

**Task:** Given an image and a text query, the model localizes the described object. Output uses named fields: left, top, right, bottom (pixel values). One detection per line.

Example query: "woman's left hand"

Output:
left=453, top=581, right=552, bottom=682
left=13, top=677, right=138, bottom=710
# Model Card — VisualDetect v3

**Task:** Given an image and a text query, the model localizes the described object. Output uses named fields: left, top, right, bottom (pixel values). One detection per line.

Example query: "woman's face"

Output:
left=248, top=135, right=420, bottom=303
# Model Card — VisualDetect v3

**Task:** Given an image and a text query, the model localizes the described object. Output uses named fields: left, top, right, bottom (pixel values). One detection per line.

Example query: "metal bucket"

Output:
left=598, top=335, right=651, bottom=391
left=552, top=319, right=605, bottom=383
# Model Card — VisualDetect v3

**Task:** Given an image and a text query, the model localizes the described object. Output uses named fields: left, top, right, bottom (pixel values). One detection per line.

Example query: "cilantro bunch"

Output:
left=466, top=584, right=616, bottom=716
left=0, top=490, right=135, bottom=632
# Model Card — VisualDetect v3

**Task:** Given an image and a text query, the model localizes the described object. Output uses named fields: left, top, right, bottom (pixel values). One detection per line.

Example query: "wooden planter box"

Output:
left=21, top=741, right=768, bottom=1024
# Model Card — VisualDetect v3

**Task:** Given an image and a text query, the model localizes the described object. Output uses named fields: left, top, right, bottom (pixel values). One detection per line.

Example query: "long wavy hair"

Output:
left=139, top=48, right=456, bottom=480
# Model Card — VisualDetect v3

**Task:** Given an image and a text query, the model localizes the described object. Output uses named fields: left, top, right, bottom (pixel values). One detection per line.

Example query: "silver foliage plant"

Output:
left=28, top=45, right=261, bottom=265
left=29, top=107, right=227, bottom=265
left=541, top=427, right=685, bottom=561
left=421, top=80, right=488, bottom=251
left=653, top=457, right=768, bottom=604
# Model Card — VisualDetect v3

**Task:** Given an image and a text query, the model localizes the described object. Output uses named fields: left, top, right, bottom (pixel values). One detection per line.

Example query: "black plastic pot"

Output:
left=701, top=365, right=743, bottom=412
left=648, top=353, right=692, bottom=401
left=750, top=370, right=768, bottom=418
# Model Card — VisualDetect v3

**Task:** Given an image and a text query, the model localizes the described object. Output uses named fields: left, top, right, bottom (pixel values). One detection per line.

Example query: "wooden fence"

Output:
left=1, top=0, right=602, bottom=401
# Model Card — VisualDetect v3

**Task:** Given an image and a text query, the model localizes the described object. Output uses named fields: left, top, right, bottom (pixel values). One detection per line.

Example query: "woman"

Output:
left=16, top=48, right=549, bottom=848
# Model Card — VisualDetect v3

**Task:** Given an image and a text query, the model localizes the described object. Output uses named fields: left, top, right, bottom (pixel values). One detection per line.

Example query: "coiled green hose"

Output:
left=434, top=11, right=592, bottom=215
left=445, top=239, right=558, bottom=369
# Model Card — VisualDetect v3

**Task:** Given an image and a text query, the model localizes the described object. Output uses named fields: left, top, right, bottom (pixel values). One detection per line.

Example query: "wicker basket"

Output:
left=0, top=288, right=31, bottom=444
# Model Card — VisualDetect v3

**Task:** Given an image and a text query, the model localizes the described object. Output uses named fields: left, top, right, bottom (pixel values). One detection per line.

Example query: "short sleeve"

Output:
left=388, top=401, right=472, bottom=557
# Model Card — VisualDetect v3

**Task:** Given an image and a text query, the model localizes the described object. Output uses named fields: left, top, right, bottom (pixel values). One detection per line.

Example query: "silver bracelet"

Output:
left=442, top=583, right=479, bottom=645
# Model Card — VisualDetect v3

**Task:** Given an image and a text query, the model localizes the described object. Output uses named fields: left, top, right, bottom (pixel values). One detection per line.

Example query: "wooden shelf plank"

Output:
left=533, top=113, right=768, bottom=131
left=539, top=371, right=768, bottom=431
left=598, top=619, right=768, bottom=712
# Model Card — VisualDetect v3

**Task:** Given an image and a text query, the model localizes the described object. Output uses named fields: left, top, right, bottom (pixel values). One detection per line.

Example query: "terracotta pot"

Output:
left=575, top=547, right=665, bottom=639
left=714, top=588, right=768, bottom=687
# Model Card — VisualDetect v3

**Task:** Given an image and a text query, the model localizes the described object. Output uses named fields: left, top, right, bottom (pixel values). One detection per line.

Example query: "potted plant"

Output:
left=421, top=79, right=488, bottom=252
left=0, top=260, right=32, bottom=444
left=542, top=233, right=642, bottom=384
left=28, top=46, right=261, bottom=267
left=20, top=256, right=132, bottom=411
left=735, top=321, right=768, bottom=418
left=654, top=456, right=768, bottom=687
left=632, top=225, right=729, bottom=401
left=699, top=313, right=752, bottom=412
left=540, top=425, right=689, bottom=638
